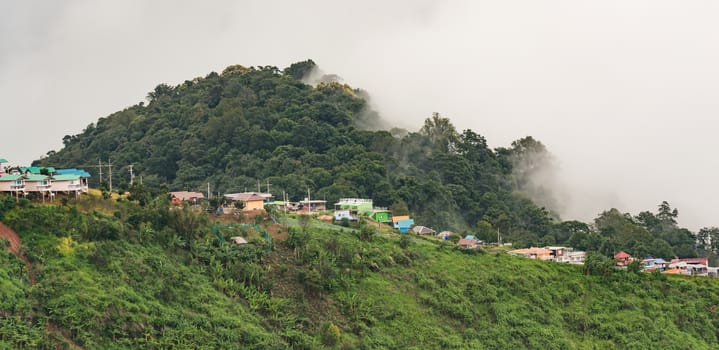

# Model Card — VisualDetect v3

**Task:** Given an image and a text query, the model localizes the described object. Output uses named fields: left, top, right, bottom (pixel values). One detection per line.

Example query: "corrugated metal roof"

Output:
left=0, top=158, right=7, bottom=163
left=25, top=175, right=48, bottom=181
left=0, top=174, right=22, bottom=181
left=52, top=174, right=81, bottom=181
left=225, top=192, right=266, bottom=202
left=56, top=169, right=91, bottom=177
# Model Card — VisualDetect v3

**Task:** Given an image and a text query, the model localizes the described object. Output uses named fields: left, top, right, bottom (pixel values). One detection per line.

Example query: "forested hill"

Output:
left=37, top=61, right=717, bottom=261
left=37, top=60, right=552, bottom=237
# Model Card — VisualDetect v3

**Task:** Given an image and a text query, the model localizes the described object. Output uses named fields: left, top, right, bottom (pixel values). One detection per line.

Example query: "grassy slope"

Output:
left=2, top=204, right=719, bottom=349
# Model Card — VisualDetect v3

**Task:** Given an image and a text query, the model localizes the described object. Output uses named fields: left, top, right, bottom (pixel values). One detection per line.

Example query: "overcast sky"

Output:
left=3, top=0, right=719, bottom=230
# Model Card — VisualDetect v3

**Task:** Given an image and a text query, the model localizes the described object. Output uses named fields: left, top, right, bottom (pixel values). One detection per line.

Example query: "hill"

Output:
left=34, top=61, right=715, bottom=261
left=36, top=60, right=555, bottom=240
left=1, top=195, right=719, bottom=349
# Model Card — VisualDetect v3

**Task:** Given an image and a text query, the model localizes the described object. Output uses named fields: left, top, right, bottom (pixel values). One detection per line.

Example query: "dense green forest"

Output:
left=2, top=194, right=719, bottom=349
left=37, top=60, right=716, bottom=260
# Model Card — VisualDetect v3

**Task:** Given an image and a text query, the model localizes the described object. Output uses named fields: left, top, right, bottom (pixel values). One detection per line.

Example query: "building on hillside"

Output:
left=298, top=198, right=326, bottom=213
left=668, top=262, right=708, bottom=276
left=709, top=267, right=719, bottom=278
left=225, top=192, right=267, bottom=211
left=24, top=174, right=53, bottom=201
left=614, top=251, right=633, bottom=266
left=394, top=217, right=414, bottom=233
left=55, top=169, right=91, bottom=192
left=335, top=198, right=374, bottom=216
left=334, top=209, right=354, bottom=221
left=392, top=215, right=410, bottom=228
left=641, top=257, right=669, bottom=272
left=170, top=191, right=205, bottom=204
left=370, top=209, right=391, bottom=223
left=52, top=174, right=86, bottom=197
left=412, top=225, right=436, bottom=235
left=437, top=231, right=453, bottom=240
left=667, top=257, right=710, bottom=276
left=268, top=201, right=290, bottom=212
left=0, top=174, right=25, bottom=196
left=543, top=246, right=586, bottom=264
left=458, top=237, right=480, bottom=249
left=508, top=247, right=552, bottom=260
left=565, top=250, right=586, bottom=264
left=671, top=257, right=708, bottom=266
left=0, top=158, right=7, bottom=176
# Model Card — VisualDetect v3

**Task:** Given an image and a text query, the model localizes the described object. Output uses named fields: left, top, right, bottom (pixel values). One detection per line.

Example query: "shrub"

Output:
left=319, top=322, right=341, bottom=347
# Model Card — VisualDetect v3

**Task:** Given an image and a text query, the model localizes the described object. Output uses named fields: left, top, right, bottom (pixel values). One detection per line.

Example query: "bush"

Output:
left=319, top=322, right=341, bottom=347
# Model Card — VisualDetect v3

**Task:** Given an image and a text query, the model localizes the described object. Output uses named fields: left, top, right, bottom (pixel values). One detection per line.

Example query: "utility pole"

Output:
left=98, top=159, right=103, bottom=187
left=307, top=188, right=311, bottom=213
left=207, top=182, right=211, bottom=200
left=129, top=164, right=135, bottom=185
left=257, top=179, right=261, bottom=192
left=266, top=179, right=271, bottom=194
left=107, top=158, right=113, bottom=192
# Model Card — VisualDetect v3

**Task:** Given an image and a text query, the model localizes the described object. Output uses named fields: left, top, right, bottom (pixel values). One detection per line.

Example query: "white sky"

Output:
left=2, top=0, right=719, bottom=229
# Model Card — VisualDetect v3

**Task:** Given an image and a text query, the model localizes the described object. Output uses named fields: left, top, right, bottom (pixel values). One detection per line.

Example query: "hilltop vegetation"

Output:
left=2, top=194, right=719, bottom=349
left=37, top=60, right=715, bottom=260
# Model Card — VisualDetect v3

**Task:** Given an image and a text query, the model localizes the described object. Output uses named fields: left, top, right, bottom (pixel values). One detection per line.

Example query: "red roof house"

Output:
left=614, top=251, right=633, bottom=266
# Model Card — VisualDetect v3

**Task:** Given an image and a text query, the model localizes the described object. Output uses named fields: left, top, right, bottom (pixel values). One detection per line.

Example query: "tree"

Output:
left=420, top=112, right=458, bottom=153
left=283, top=59, right=316, bottom=80
left=168, top=204, right=209, bottom=245
left=656, top=201, right=678, bottom=226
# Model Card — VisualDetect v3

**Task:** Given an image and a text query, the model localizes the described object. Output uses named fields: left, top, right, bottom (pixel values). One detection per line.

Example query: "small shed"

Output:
left=412, top=225, right=436, bottom=235
left=437, top=231, right=453, bottom=240
left=229, top=236, right=248, bottom=245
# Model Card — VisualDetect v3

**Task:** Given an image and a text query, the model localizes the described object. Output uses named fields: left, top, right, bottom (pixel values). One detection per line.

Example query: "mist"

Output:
left=3, top=1, right=719, bottom=230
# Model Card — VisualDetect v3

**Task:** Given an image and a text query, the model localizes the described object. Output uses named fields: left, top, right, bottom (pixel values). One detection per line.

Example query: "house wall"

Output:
left=52, top=180, right=82, bottom=192
left=243, top=199, right=265, bottom=211
left=0, top=182, right=16, bottom=191
left=335, top=210, right=352, bottom=221
left=24, top=181, right=49, bottom=192
left=373, top=212, right=390, bottom=222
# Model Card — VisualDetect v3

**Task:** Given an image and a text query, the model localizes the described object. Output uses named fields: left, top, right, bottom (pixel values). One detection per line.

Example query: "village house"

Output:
left=0, top=158, right=7, bottom=176
left=666, top=257, right=710, bottom=276
left=370, top=209, right=391, bottom=223
left=334, top=198, right=372, bottom=220
left=458, top=236, right=480, bottom=249
left=391, top=215, right=414, bottom=233
left=225, top=192, right=269, bottom=211
left=297, top=198, right=326, bottom=213
left=641, top=257, right=669, bottom=272
left=0, top=174, right=24, bottom=196
left=55, top=169, right=91, bottom=193
left=52, top=174, right=85, bottom=197
left=24, top=175, right=53, bottom=201
left=170, top=191, right=205, bottom=204
left=509, top=247, right=552, bottom=260
left=614, top=251, right=633, bottom=266
left=334, top=209, right=353, bottom=221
